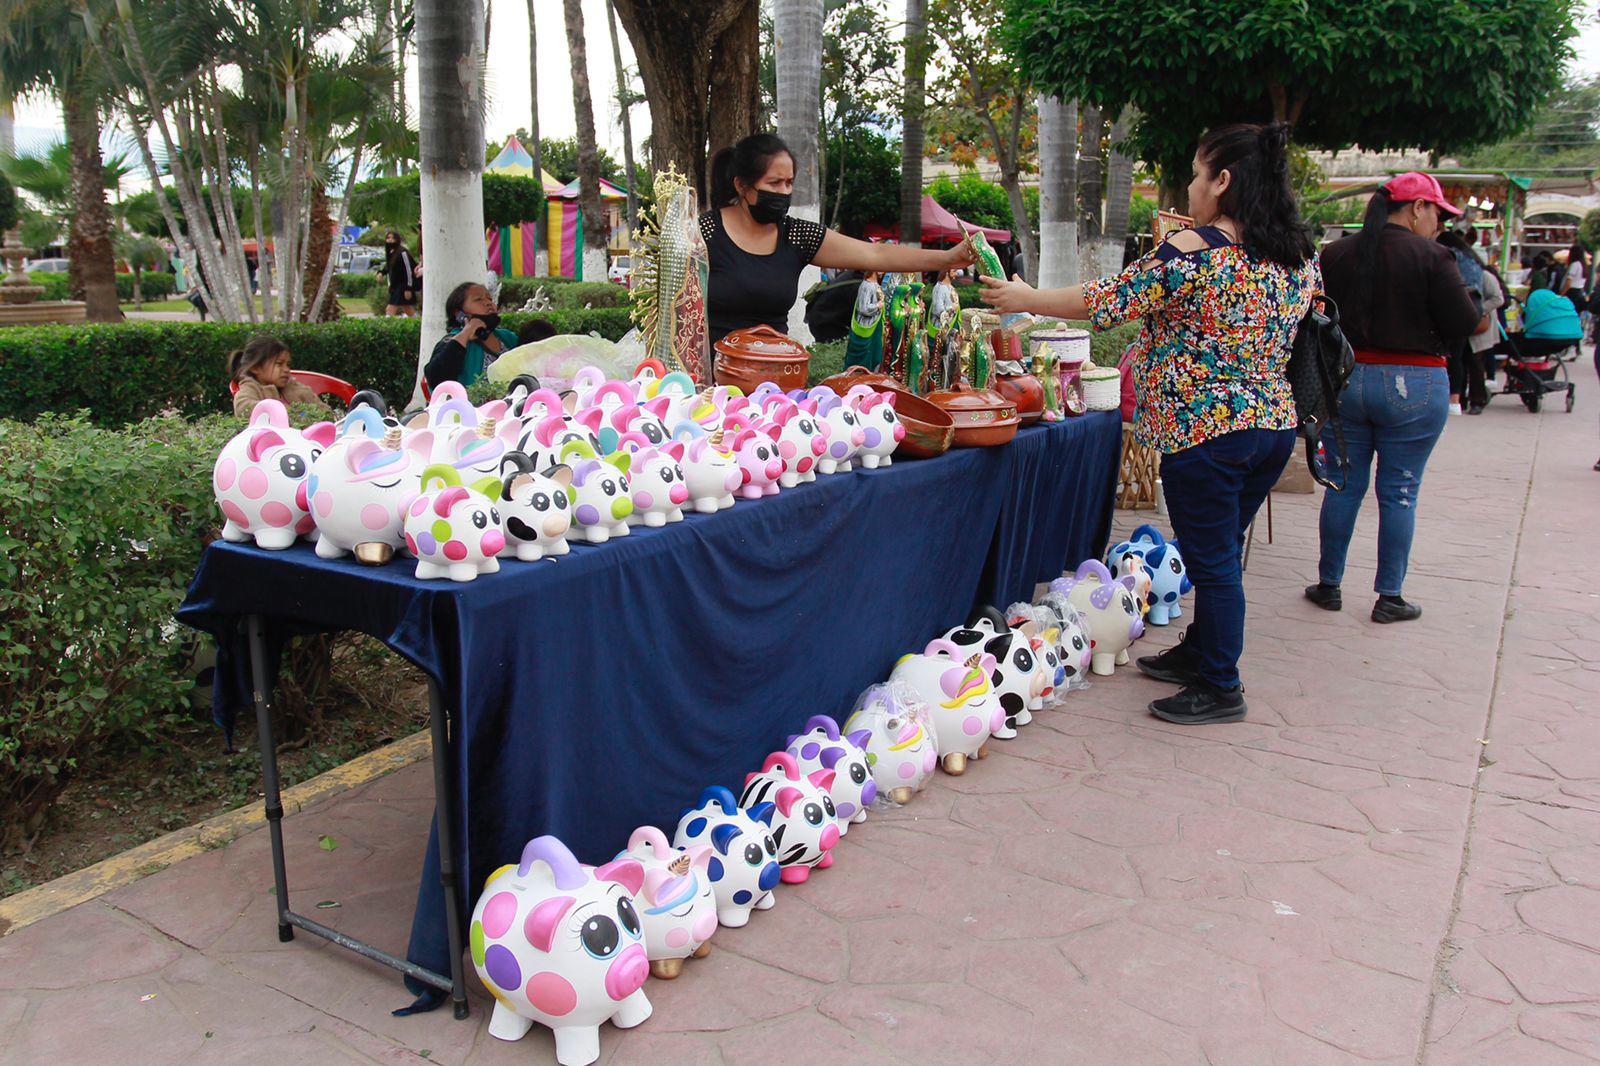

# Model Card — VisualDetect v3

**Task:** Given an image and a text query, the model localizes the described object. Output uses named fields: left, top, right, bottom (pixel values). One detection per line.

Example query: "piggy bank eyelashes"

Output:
left=279, top=453, right=307, bottom=478
left=579, top=914, right=621, bottom=960
left=616, top=896, right=641, bottom=938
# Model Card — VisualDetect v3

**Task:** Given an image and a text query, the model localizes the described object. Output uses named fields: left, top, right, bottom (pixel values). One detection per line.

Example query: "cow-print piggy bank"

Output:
left=403, top=465, right=504, bottom=581
left=785, top=715, right=877, bottom=832
left=844, top=681, right=938, bottom=804
left=888, top=638, right=1002, bottom=775
left=495, top=452, right=572, bottom=561
left=739, top=753, right=839, bottom=884
left=615, top=827, right=718, bottom=980
left=214, top=399, right=337, bottom=549
left=1050, top=560, right=1145, bottom=675
left=470, top=836, right=650, bottom=1066
left=672, top=786, right=781, bottom=927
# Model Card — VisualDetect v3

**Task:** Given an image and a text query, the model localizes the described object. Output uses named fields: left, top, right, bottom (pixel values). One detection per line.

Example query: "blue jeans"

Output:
left=1317, top=362, right=1449, bottom=596
left=1160, top=427, right=1295, bottom=689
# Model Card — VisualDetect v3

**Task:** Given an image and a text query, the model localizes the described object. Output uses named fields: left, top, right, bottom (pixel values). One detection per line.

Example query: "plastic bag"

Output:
left=843, top=680, right=938, bottom=808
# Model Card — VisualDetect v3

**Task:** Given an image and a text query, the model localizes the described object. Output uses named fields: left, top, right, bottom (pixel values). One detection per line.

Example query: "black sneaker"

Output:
left=1372, top=595, right=1422, bottom=623
left=1304, top=583, right=1342, bottom=611
left=1136, top=629, right=1201, bottom=685
left=1149, top=682, right=1247, bottom=724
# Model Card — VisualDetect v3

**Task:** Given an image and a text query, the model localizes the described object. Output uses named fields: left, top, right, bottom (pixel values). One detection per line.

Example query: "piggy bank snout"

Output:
left=605, top=943, right=649, bottom=1001
left=819, top=823, right=840, bottom=851
left=758, top=861, right=781, bottom=891
left=861, top=779, right=878, bottom=806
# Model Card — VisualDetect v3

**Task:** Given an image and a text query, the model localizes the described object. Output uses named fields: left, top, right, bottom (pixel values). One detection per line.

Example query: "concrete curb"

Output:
left=0, top=729, right=432, bottom=938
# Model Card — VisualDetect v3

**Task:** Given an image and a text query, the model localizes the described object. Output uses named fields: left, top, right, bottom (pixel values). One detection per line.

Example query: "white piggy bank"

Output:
left=495, top=452, right=573, bottom=561
left=213, top=399, right=336, bottom=549
left=739, top=753, right=840, bottom=884
left=785, top=715, right=877, bottom=832
left=843, top=681, right=938, bottom=804
left=308, top=424, right=431, bottom=561
left=887, top=638, right=1002, bottom=775
left=671, top=424, right=742, bottom=513
left=402, top=465, right=504, bottom=581
left=672, top=786, right=781, bottom=928
left=616, top=827, right=719, bottom=979
left=471, top=836, right=651, bottom=1066
left=1050, top=560, right=1146, bottom=675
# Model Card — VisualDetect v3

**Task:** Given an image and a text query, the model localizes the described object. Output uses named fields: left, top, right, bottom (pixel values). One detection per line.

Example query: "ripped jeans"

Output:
left=1317, top=362, right=1449, bottom=596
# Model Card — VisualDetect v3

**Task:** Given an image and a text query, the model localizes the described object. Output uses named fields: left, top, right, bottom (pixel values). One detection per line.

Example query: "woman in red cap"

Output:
left=1311, top=172, right=1481, bottom=623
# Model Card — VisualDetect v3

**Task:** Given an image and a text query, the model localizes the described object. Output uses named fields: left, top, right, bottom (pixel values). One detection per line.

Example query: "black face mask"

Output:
left=478, top=312, right=501, bottom=331
left=748, top=189, right=791, bottom=225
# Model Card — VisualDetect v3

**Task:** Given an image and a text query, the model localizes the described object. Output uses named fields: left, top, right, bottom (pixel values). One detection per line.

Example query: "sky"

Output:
left=6, top=2, right=1598, bottom=172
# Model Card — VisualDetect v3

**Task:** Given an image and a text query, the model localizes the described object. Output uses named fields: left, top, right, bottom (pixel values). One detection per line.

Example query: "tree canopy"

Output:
left=349, top=171, right=545, bottom=230
left=821, top=127, right=901, bottom=236
left=1006, top=0, right=1582, bottom=190
left=1458, top=75, right=1600, bottom=178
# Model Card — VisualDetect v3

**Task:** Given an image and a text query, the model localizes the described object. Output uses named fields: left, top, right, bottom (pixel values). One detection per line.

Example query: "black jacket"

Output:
left=1320, top=225, right=1481, bottom=355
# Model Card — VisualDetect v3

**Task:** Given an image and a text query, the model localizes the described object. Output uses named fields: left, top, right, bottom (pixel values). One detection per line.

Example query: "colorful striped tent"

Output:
left=484, top=135, right=564, bottom=278
left=546, top=177, right=628, bottom=280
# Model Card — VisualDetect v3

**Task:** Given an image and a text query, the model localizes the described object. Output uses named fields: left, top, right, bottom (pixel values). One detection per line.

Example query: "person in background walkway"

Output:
left=383, top=230, right=418, bottom=317
left=1311, top=173, right=1480, bottom=623
left=229, top=336, right=331, bottom=419
left=1527, top=252, right=1554, bottom=293
left=981, top=122, right=1319, bottom=726
left=1558, top=242, right=1588, bottom=311
left=422, top=281, right=517, bottom=390
left=1439, top=231, right=1503, bottom=415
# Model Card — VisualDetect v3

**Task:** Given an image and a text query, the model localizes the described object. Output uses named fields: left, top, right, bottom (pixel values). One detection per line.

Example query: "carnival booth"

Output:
left=545, top=176, right=630, bottom=280
left=483, top=135, right=564, bottom=279
left=179, top=167, right=1143, bottom=1061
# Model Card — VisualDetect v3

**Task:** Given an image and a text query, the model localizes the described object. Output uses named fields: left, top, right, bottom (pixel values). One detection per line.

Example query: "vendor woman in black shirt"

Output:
left=701, top=133, right=973, bottom=345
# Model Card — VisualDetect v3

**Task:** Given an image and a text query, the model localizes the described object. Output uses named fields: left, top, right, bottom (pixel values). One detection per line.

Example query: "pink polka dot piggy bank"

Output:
left=843, top=681, right=938, bottom=804
left=738, top=753, right=840, bottom=883
left=728, top=423, right=784, bottom=499
left=213, top=399, right=337, bottom=549
left=615, top=827, right=718, bottom=979
left=495, top=452, right=573, bottom=561
left=760, top=397, right=828, bottom=487
left=845, top=384, right=904, bottom=468
left=887, top=638, right=1002, bottom=775
left=785, top=715, right=876, bottom=833
left=670, top=424, right=741, bottom=513
left=672, top=786, right=781, bottom=927
left=403, top=465, right=504, bottom=581
left=1049, top=560, right=1145, bottom=675
left=471, top=836, right=651, bottom=1066
left=307, top=425, right=433, bottom=561
left=613, top=437, right=689, bottom=526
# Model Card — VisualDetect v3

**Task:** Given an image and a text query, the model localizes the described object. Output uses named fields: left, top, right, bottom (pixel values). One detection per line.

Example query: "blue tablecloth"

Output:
left=177, top=410, right=1119, bottom=994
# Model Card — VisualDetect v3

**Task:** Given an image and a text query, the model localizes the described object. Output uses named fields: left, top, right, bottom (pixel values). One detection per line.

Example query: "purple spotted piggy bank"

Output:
left=1050, top=560, right=1145, bottom=675
left=785, top=715, right=876, bottom=833
left=470, top=836, right=650, bottom=1066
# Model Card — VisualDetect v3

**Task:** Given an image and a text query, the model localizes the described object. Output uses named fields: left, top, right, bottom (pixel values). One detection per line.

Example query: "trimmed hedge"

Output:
left=29, top=271, right=178, bottom=303
left=0, top=309, right=635, bottom=425
left=336, top=271, right=382, bottom=299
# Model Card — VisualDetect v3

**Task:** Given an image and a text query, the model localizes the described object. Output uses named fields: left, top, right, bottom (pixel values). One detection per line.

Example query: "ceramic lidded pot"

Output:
left=713, top=326, right=810, bottom=394
left=924, top=381, right=1020, bottom=448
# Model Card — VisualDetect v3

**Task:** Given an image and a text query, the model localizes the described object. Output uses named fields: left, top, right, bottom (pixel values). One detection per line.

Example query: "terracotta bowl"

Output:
left=819, top=368, right=955, bottom=459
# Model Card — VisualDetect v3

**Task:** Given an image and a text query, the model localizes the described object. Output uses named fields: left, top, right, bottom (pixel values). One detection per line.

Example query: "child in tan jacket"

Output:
left=229, top=336, right=332, bottom=419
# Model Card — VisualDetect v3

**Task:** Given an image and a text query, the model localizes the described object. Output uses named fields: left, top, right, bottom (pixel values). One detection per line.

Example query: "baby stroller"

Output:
left=1492, top=333, right=1577, bottom=413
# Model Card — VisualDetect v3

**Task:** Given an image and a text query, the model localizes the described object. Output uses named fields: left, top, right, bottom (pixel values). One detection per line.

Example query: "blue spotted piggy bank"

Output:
left=672, top=786, right=782, bottom=928
left=1108, top=524, right=1191, bottom=626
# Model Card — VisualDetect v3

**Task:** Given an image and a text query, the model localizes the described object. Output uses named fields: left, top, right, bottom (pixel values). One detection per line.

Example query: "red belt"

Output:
left=1354, top=348, right=1446, bottom=368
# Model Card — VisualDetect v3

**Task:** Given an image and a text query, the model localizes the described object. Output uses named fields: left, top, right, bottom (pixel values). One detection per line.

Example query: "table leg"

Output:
left=245, top=614, right=294, bottom=943
left=428, top=679, right=471, bottom=1020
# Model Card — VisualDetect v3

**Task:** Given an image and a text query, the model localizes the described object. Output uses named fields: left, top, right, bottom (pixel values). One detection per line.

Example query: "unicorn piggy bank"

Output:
left=213, top=399, right=337, bottom=549
left=616, top=827, right=718, bottom=979
left=672, top=425, right=742, bottom=513
left=888, top=639, right=1002, bottom=775
left=307, top=419, right=431, bottom=562
left=785, top=716, right=876, bottom=832
left=739, top=753, right=839, bottom=883
left=843, top=681, right=938, bottom=804
left=672, top=786, right=781, bottom=927
left=403, top=465, right=504, bottom=581
left=1050, top=560, right=1145, bottom=675
left=472, top=838, right=650, bottom=1066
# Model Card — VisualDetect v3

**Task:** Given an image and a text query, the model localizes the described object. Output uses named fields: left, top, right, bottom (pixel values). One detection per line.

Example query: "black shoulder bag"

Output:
left=1286, top=294, right=1355, bottom=490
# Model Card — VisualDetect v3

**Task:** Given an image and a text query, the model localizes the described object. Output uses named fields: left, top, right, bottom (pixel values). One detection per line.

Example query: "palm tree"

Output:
left=1037, top=95, right=1080, bottom=287
left=898, top=0, right=926, bottom=247
left=1101, top=106, right=1137, bottom=274
left=526, top=0, right=545, bottom=270
left=564, top=0, right=608, bottom=282
left=775, top=0, right=822, bottom=337
left=0, top=0, right=123, bottom=321
left=415, top=0, right=486, bottom=397
left=605, top=0, right=638, bottom=234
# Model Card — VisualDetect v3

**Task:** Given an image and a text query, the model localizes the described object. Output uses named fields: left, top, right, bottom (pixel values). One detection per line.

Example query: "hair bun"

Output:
left=1257, top=122, right=1291, bottom=159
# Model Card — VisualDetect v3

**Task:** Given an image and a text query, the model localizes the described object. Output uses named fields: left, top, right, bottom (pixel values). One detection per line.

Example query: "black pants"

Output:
left=1464, top=347, right=1490, bottom=407
left=1445, top=342, right=1467, bottom=400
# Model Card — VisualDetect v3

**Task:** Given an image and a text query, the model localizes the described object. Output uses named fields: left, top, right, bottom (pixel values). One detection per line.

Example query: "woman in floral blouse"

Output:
left=981, top=122, right=1319, bottom=725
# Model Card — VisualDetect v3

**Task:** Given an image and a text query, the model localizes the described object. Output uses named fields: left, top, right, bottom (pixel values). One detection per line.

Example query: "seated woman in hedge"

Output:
left=423, top=282, right=518, bottom=391
left=230, top=336, right=331, bottom=419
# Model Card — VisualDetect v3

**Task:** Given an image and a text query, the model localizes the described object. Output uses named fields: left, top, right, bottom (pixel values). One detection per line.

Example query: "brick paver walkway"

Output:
left=3, top=372, right=1597, bottom=1065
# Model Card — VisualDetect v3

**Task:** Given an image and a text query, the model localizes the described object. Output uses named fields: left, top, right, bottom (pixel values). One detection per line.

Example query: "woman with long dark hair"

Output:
left=981, top=123, right=1319, bottom=725
left=383, top=230, right=418, bottom=317
left=701, top=133, right=971, bottom=345
left=1312, top=174, right=1480, bottom=622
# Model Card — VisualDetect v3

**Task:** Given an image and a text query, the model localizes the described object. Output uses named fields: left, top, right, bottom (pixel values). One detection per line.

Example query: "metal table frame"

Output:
left=244, top=614, right=471, bottom=1019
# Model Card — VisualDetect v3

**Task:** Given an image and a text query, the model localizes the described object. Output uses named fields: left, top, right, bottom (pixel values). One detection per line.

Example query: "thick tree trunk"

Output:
left=62, top=86, right=122, bottom=322
left=301, top=183, right=341, bottom=321
left=1078, top=104, right=1106, bottom=238
left=606, top=0, right=638, bottom=234
left=1101, top=106, right=1138, bottom=267
left=612, top=0, right=758, bottom=204
left=415, top=0, right=488, bottom=401
left=564, top=0, right=609, bottom=282
left=776, top=0, right=823, bottom=340
left=1037, top=95, right=1080, bottom=289
left=898, top=0, right=926, bottom=247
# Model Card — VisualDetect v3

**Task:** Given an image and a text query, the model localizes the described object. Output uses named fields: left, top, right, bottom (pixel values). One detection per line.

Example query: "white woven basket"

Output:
left=1081, top=366, right=1121, bottom=411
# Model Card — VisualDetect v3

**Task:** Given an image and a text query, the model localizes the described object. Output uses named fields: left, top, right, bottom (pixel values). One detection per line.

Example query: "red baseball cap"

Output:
left=1381, top=172, right=1463, bottom=216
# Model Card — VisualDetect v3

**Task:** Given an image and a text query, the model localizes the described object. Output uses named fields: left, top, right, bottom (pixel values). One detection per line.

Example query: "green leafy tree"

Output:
left=349, top=172, right=544, bottom=230
left=821, top=127, right=901, bottom=237
left=1459, top=75, right=1600, bottom=179
left=0, top=170, right=16, bottom=232
left=1006, top=0, right=1581, bottom=203
left=499, top=133, right=623, bottom=185
left=927, top=169, right=1038, bottom=235
left=1579, top=208, right=1600, bottom=253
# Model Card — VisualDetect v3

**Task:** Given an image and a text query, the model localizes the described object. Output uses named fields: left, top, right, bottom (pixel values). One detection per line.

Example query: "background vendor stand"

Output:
left=178, top=414, right=1121, bottom=1015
